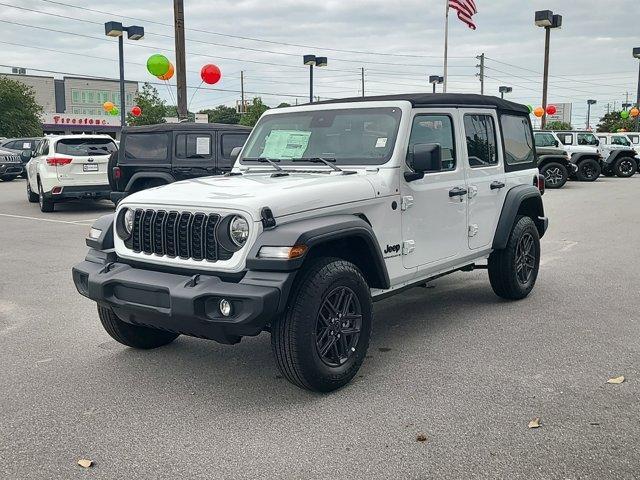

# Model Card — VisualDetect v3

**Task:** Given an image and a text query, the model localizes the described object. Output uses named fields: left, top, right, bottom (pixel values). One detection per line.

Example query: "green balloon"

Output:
left=527, top=105, right=533, bottom=113
left=147, top=54, right=170, bottom=76
left=621, top=110, right=630, bottom=119
left=110, top=107, right=119, bottom=116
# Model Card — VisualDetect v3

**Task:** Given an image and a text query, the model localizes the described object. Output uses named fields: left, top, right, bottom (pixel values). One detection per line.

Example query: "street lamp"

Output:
left=535, top=10, right=562, bottom=129
left=429, top=75, right=444, bottom=93
left=498, top=86, right=513, bottom=99
left=633, top=47, right=640, bottom=131
left=303, top=54, right=327, bottom=103
left=586, top=99, right=597, bottom=130
left=104, top=21, right=144, bottom=128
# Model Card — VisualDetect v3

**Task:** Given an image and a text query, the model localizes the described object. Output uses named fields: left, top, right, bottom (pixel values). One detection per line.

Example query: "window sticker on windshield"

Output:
left=262, top=130, right=311, bottom=159
left=22, top=142, right=31, bottom=149
left=375, top=137, right=387, bottom=148
left=196, top=136, right=211, bottom=155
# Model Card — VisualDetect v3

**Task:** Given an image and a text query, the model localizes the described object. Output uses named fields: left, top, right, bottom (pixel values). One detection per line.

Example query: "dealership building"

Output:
left=1, top=72, right=138, bottom=139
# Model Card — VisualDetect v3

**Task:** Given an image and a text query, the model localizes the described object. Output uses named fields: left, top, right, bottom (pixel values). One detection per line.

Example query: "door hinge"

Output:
left=468, top=224, right=479, bottom=237
left=402, top=240, right=415, bottom=255
left=401, top=195, right=414, bottom=211
left=467, top=185, right=478, bottom=199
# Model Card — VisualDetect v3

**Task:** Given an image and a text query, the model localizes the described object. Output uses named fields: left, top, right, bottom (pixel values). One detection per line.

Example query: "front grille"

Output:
left=0, top=155, right=21, bottom=164
left=126, top=209, right=234, bottom=262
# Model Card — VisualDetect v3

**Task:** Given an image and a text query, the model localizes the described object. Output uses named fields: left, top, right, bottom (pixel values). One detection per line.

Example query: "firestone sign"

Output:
left=41, top=113, right=121, bottom=127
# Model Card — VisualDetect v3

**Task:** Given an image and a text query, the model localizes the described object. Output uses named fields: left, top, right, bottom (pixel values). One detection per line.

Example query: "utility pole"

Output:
left=607, top=103, right=610, bottom=115
left=541, top=26, right=551, bottom=129
left=240, top=71, right=245, bottom=114
left=476, top=53, right=485, bottom=95
left=361, top=67, right=365, bottom=97
left=173, top=0, right=188, bottom=120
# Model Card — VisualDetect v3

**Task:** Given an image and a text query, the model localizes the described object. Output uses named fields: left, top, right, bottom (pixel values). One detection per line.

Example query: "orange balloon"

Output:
left=630, top=107, right=639, bottom=118
left=157, top=62, right=174, bottom=81
left=103, top=101, right=114, bottom=112
left=534, top=107, right=545, bottom=118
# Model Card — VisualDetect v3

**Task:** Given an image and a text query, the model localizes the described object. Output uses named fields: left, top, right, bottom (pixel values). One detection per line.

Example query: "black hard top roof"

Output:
left=315, top=93, right=530, bottom=115
left=122, top=122, right=251, bottom=134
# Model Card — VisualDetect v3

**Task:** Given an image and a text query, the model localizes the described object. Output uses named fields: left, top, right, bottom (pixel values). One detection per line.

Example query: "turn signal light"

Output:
left=46, top=157, right=73, bottom=166
left=534, top=174, right=545, bottom=195
left=257, top=245, right=308, bottom=259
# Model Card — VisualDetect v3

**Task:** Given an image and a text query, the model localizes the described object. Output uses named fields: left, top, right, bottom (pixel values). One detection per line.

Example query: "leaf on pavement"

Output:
left=528, top=418, right=541, bottom=429
left=77, top=459, right=93, bottom=468
left=607, top=375, right=625, bottom=384
left=416, top=434, right=428, bottom=442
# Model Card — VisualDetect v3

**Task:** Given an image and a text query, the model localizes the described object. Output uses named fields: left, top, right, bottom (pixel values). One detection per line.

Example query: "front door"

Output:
left=460, top=110, right=506, bottom=250
left=172, top=132, right=216, bottom=180
left=401, top=110, right=468, bottom=269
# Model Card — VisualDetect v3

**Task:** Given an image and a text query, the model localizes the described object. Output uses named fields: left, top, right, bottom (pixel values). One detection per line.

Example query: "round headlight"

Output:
left=229, top=215, right=249, bottom=247
left=123, top=208, right=135, bottom=235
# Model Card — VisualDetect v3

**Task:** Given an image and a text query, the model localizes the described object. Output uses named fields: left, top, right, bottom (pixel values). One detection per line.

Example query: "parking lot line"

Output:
left=0, top=212, right=94, bottom=226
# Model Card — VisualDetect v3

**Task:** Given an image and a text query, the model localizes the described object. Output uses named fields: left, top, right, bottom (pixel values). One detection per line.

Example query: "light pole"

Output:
left=429, top=75, right=444, bottom=93
left=535, top=10, right=562, bottom=129
left=499, top=86, right=512, bottom=99
left=633, top=47, right=640, bottom=132
left=303, top=55, right=327, bottom=103
left=586, top=99, right=597, bottom=130
left=105, top=21, right=144, bottom=128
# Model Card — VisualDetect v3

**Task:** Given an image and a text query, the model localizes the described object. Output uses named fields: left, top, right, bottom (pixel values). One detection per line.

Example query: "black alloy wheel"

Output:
left=515, top=233, right=536, bottom=286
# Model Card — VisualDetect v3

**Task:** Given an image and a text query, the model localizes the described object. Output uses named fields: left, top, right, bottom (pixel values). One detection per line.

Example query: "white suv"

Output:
left=26, top=134, right=117, bottom=212
left=73, top=94, right=548, bottom=392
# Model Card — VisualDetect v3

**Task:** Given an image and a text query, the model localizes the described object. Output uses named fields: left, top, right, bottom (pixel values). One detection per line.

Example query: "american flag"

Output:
left=448, top=0, right=478, bottom=30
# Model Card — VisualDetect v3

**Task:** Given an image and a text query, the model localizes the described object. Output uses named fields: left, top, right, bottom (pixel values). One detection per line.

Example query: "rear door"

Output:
left=218, top=131, right=250, bottom=173
left=173, top=132, right=216, bottom=180
left=53, top=137, right=117, bottom=186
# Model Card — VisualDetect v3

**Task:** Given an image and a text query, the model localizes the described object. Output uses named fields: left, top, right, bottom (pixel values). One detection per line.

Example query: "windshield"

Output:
left=56, top=138, right=116, bottom=156
left=534, top=132, right=556, bottom=147
left=611, top=135, right=631, bottom=146
left=240, top=107, right=402, bottom=166
left=577, top=133, right=598, bottom=146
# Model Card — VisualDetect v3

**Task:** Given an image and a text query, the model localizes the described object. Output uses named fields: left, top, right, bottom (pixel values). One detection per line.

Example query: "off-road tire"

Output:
left=488, top=215, right=540, bottom=300
left=271, top=257, right=373, bottom=392
left=26, top=180, right=38, bottom=203
left=575, top=159, right=601, bottom=182
left=0, top=175, right=16, bottom=181
left=613, top=156, right=637, bottom=178
left=540, top=162, right=568, bottom=189
left=97, top=305, right=179, bottom=349
left=38, top=181, right=54, bottom=212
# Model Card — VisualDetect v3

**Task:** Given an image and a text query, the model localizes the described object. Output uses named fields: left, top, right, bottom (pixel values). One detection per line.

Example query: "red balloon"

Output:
left=131, top=105, right=142, bottom=117
left=200, top=64, right=221, bottom=85
left=546, top=105, right=557, bottom=115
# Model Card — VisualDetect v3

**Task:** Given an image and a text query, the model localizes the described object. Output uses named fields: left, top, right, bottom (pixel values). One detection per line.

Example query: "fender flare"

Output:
left=124, top=172, right=175, bottom=193
left=246, top=214, right=390, bottom=289
left=492, top=185, right=547, bottom=250
left=606, top=149, right=637, bottom=166
left=570, top=152, right=600, bottom=165
left=86, top=214, right=115, bottom=251
left=537, top=154, right=570, bottom=169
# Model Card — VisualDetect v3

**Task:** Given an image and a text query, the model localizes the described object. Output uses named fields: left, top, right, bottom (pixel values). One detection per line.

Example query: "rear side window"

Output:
left=500, top=115, right=535, bottom=166
left=175, top=134, right=213, bottom=159
left=558, top=133, right=573, bottom=145
left=534, top=133, right=557, bottom=147
left=221, top=133, right=249, bottom=159
left=407, top=114, right=456, bottom=171
left=56, top=138, right=116, bottom=156
left=628, top=134, right=639, bottom=143
left=123, top=133, right=169, bottom=161
left=464, top=114, right=498, bottom=168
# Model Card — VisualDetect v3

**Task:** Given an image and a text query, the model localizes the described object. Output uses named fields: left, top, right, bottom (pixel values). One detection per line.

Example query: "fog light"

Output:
left=219, top=299, right=232, bottom=317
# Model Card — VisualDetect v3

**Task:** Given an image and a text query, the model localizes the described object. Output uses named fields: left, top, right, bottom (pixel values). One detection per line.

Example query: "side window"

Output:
left=407, top=115, right=456, bottom=171
left=500, top=114, right=535, bottom=166
left=221, top=133, right=249, bottom=159
left=463, top=114, right=498, bottom=168
left=559, top=133, right=573, bottom=145
left=598, top=136, right=608, bottom=145
left=40, top=140, right=49, bottom=156
left=175, top=134, right=213, bottom=159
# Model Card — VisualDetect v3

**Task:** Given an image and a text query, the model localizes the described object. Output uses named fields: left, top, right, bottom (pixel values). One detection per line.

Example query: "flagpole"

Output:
left=443, top=0, right=449, bottom=93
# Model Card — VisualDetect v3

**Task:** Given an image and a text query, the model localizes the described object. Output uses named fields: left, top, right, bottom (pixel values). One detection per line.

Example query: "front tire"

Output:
left=97, top=305, right=179, bottom=349
left=613, top=156, right=637, bottom=178
left=540, top=162, right=568, bottom=189
left=488, top=216, right=540, bottom=300
left=575, top=159, right=601, bottom=181
left=271, top=258, right=372, bottom=392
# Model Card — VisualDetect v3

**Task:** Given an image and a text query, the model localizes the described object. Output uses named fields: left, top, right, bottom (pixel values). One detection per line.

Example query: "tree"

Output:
left=126, top=83, right=166, bottom=126
left=544, top=121, right=572, bottom=131
left=199, top=105, right=240, bottom=124
left=596, top=111, right=637, bottom=133
left=276, top=102, right=291, bottom=108
left=0, top=76, right=43, bottom=137
left=239, top=98, right=269, bottom=127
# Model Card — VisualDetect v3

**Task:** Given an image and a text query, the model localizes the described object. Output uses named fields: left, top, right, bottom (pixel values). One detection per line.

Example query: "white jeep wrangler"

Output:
left=73, top=94, right=548, bottom=392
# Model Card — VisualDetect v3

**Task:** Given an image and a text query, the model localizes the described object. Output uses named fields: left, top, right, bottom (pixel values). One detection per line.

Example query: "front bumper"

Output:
left=0, top=163, right=23, bottom=176
left=72, top=255, right=294, bottom=344
left=46, top=185, right=111, bottom=202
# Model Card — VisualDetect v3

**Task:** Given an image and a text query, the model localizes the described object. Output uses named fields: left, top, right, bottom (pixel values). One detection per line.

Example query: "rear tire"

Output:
left=488, top=216, right=540, bottom=300
left=575, top=159, right=601, bottom=182
left=540, top=162, right=568, bottom=189
left=38, top=181, right=54, bottom=212
left=97, top=305, right=179, bottom=349
left=271, top=257, right=372, bottom=392
left=613, top=156, right=637, bottom=178
left=26, top=180, right=38, bottom=203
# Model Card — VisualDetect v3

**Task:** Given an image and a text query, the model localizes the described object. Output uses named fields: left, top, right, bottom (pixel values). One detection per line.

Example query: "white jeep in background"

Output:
left=25, top=134, right=117, bottom=212
left=552, top=130, right=604, bottom=181
left=73, top=94, right=548, bottom=392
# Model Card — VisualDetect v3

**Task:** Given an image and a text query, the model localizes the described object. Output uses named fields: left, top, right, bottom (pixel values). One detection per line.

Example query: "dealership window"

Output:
left=407, top=114, right=456, bottom=171
left=72, top=107, right=81, bottom=114
left=126, top=93, right=133, bottom=105
left=464, top=114, right=498, bottom=168
left=101, top=91, right=110, bottom=103
left=72, top=90, right=81, bottom=103
left=176, top=134, right=213, bottom=159
left=500, top=114, right=535, bottom=166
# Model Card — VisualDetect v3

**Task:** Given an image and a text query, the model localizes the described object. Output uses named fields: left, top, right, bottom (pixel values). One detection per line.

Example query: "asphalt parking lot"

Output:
left=1, top=176, right=639, bottom=479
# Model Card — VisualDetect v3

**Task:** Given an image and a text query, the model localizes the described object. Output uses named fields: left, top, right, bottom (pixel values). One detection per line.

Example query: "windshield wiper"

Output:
left=242, top=157, right=284, bottom=172
left=290, top=157, right=342, bottom=172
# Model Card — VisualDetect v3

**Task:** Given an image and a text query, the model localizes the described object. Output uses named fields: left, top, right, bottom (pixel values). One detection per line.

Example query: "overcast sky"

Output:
left=1, top=0, right=639, bottom=126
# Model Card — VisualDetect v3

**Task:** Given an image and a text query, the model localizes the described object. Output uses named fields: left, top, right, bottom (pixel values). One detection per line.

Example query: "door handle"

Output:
left=449, top=186, right=468, bottom=197
left=490, top=181, right=505, bottom=190
left=175, top=167, right=192, bottom=172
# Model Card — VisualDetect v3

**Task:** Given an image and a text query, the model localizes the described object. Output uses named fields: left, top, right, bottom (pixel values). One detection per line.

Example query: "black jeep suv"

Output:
left=109, top=122, right=251, bottom=204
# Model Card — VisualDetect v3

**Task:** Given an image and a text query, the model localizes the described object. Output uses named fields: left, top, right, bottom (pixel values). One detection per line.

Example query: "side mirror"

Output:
left=20, top=150, right=32, bottom=162
left=230, top=146, right=242, bottom=162
left=554, top=140, right=559, bottom=147
left=595, top=139, right=600, bottom=146
left=405, top=143, right=442, bottom=182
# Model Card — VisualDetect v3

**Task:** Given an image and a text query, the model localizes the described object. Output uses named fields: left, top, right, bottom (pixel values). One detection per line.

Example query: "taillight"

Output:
left=534, top=174, right=545, bottom=195
left=46, top=157, right=73, bottom=166
left=113, top=166, right=121, bottom=179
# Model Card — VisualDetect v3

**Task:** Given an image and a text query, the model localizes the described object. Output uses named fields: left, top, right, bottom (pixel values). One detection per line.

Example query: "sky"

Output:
left=1, top=0, right=639, bottom=128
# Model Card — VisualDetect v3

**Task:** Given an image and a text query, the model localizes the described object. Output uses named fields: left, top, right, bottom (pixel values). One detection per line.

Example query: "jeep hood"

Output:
left=123, top=172, right=379, bottom=220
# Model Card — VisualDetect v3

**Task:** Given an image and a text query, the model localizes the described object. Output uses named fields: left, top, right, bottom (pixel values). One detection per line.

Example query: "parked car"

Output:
left=0, top=137, right=44, bottom=177
left=552, top=130, right=604, bottom=181
left=25, top=134, right=117, bottom=212
left=73, top=93, right=548, bottom=392
left=0, top=147, right=27, bottom=181
left=597, top=132, right=640, bottom=173
left=533, top=131, right=576, bottom=188
left=109, top=122, right=251, bottom=204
